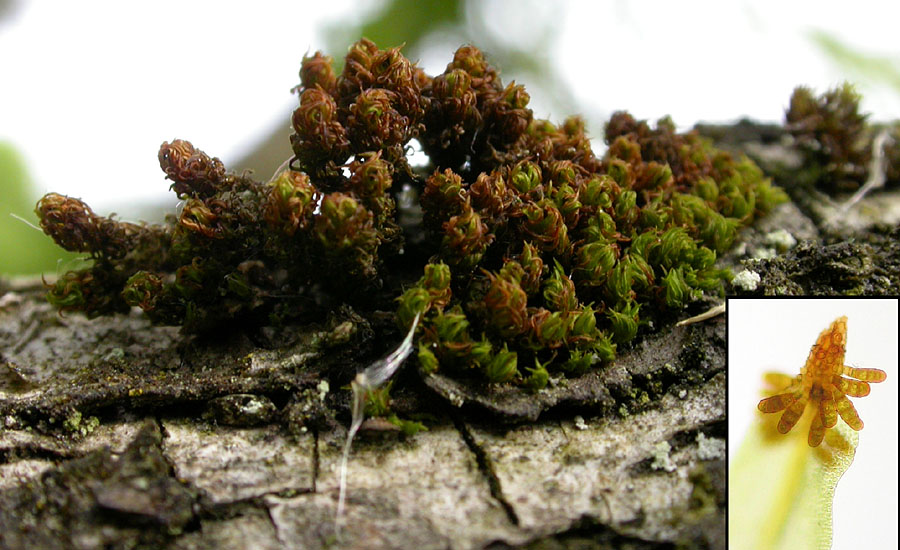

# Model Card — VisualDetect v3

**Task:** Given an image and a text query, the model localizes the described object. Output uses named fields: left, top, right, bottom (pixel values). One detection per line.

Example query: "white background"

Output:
left=729, top=298, right=899, bottom=550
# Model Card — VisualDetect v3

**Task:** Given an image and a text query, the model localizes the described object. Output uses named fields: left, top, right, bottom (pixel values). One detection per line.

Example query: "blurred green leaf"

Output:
left=810, top=29, right=900, bottom=96
left=0, top=141, right=78, bottom=276
left=356, top=0, right=461, bottom=49
left=327, top=0, right=463, bottom=68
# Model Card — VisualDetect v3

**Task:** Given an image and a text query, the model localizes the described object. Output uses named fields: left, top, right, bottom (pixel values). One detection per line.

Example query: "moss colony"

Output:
left=786, top=83, right=900, bottom=193
left=35, top=39, right=786, bottom=388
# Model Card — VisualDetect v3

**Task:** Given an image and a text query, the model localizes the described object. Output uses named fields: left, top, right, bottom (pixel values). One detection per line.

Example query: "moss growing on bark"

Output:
left=35, top=39, right=784, bottom=386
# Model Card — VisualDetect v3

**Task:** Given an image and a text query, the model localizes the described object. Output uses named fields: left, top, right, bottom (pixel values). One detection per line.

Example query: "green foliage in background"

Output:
left=333, top=0, right=462, bottom=53
left=0, top=142, right=77, bottom=276
left=810, top=30, right=900, bottom=96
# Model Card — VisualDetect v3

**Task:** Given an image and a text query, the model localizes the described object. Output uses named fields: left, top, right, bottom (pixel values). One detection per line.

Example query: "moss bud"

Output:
left=291, top=87, right=348, bottom=169
left=531, top=309, right=569, bottom=349
left=607, top=301, right=639, bottom=344
left=470, top=336, right=493, bottom=366
left=482, top=269, right=529, bottom=338
left=423, top=262, right=451, bottom=291
left=517, top=242, right=545, bottom=296
left=298, top=51, right=336, bottom=94
left=483, top=344, right=518, bottom=383
left=523, top=359, right=549, bottom=390
left=510, top=161, right=542, bottom=196
left=574, top=241, right=617, bottom=285
left=417, top=343, right=439, bottom=374
left=422, top=168, right=466, bottom=230
left=264, top=170, right=318, bottom=236
left=347, top=88, right=406, bottom=152
left=122, top=271, right=164, bottom=311
left=315, top=193, right=378, bottom=273
left=542, top=260, right=577, bottom=312
left=614, top=190, right=639, bottom=227
left=433, top=309, right=470, bottom=344
left=158, top=140, right=226, bottom=199
left=46, top=271, right=87, bottom=310
left=35, top=193, right=140, bottom=259
left=522, top=200, right=569, bottom=255
left=661, top=267, right=692, bottom=308
left=571, top=305, right=597, bottom=337
left=35, top=193, right=100, bottom=254
left=397, top=287, right=431, bottom=328
left=179, top=199, right=221, bottom=239
left=364, top=382, right=393, bottom=417
left=562, top=349, right=595, bottom=375
left=589, top=332, right=616, bottom=363
left=580, top=176, right=614, bottom=208
left=441, top=202, right=493, bottom=268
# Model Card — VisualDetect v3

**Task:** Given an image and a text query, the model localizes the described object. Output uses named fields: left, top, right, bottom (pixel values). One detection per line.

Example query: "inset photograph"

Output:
left=728, top=297, right=898, bottom=550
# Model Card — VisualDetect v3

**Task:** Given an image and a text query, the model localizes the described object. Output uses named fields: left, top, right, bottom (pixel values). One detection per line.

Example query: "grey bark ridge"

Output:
left=1, top=279, right=725, bottom=550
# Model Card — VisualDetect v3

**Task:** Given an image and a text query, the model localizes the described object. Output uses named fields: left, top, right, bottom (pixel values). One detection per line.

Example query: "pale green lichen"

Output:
left=62, top=410, right=100, bottom=437
left=316, top=380, right=330, bottom=402
left=696, top=432, right=725, bottom=460
left=573, top=415, right=588, bottom=431
left=764, top=229, right=797, bottom=252
left=651, top=440, right=676, bottom=472
left=732, top=269, right=761, bottom=291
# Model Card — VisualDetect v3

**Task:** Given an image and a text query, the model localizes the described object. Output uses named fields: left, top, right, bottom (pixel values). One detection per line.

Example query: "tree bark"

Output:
left=6, top=119, right=900, bottom=549
left=1, top=274, right=725, bottom=550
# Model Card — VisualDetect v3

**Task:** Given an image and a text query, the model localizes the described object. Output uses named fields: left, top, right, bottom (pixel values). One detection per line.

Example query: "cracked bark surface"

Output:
left=0, top=274, right=726, bottom=550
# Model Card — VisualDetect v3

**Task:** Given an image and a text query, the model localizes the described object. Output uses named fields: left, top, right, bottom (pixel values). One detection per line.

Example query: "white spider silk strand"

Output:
left=335, top=311, right=421, bottom=537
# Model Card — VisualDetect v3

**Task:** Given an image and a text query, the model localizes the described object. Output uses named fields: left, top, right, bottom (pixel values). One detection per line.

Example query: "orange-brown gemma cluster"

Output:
left=757, top=316, right=887, bottom=447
